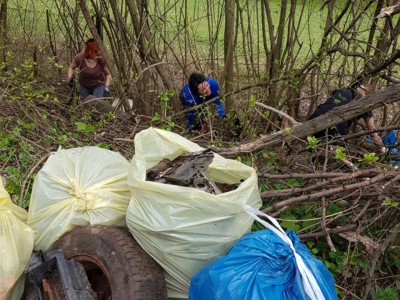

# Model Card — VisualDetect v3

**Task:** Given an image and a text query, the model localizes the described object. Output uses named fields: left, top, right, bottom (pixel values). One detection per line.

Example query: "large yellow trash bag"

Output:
left=0, top=179, right=35, bottom=300
left=27, top=146, right=131, bottom=251
left=126, top=128, right=262, bottom=299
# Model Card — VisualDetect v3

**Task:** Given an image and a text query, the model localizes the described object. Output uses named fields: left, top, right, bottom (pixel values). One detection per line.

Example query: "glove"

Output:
left=67, top=77, right=74, bottom=89
left=104, top=85, right=110, bottom=95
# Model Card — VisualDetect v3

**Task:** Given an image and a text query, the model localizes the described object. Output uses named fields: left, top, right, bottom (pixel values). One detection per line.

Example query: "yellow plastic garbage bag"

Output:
left=126, top=128, right=262, bottom=299
left=27, top=146, right=131, bottom=251
left=0, top=179, right=35, bottom=300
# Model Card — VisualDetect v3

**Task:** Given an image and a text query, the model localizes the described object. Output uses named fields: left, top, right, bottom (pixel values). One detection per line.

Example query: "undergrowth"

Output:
left=1, top=60, right=399, bottom=299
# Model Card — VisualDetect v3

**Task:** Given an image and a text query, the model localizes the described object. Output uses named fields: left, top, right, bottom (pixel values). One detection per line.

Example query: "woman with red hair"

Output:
left=67, top=38, right=111, bottom=99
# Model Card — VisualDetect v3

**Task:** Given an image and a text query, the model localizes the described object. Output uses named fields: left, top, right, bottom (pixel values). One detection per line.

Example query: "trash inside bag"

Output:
left=27, top=146, right=131, bottom=251
left=126, top=128, right=262, bottom=299
left=189, top=206, right=338, bottom=300
left=0, top=178, right=35, bottom=300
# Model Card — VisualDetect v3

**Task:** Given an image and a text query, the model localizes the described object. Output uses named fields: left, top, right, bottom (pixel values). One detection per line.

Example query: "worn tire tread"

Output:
left=50, top=225, right=167, bottom=300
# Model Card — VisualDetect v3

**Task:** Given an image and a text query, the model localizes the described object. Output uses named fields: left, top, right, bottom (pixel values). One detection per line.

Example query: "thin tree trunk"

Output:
left=0, top=0, right=7, bottom=70
left=223, top=0, right=235, bottom=112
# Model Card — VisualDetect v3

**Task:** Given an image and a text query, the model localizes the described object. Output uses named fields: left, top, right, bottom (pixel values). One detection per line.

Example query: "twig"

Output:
left=260, top=168, right=382, bottom=198
left=321, top=141, right=336, bottom=251
left=299, top=207, right=394, bottom=241
left=258, top=172, right=345, bottom=179
left=19, top=152, right=51, bottom=205
left=352, top=199, right=372, bottom=222
left=362, top=222, right=400, bottom=300
left=298, top=223, right=358, bottom=240
left=6, top=129, right=50, bottom=152
left=255, top=102, right=300, bottom=126
left=335, top=284, right=362, bottom=300
left=262, top=172, right=395, bottom=213
left=381, top=173, right=400, bottom=190
left=113, top=138, right=134, bottom=143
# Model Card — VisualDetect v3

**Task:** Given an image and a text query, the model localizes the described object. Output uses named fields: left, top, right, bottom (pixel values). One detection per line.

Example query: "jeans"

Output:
left=79, top=85, right=106, bottom=99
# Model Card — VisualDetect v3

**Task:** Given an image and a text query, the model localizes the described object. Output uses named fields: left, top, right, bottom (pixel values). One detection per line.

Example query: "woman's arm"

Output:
left=365, top=116, right=383, bottom=146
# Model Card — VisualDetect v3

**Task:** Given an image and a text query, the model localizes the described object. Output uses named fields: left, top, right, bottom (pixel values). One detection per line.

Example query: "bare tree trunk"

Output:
left=0, top=0, right=7, bottom=70
left=13, top=0, right=400, bottom=140
left=79, top=0, right=130, bottom=112
left=223, top=0, right=235, bottom=112
left=124, top=0, right=177, bottom=113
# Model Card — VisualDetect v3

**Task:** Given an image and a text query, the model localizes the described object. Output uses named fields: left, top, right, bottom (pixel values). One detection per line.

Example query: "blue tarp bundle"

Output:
left=382, top=130, right=396, bottom=146
left=366, top=130, right=400, bottom=166
left=189, top=206, right=338, bottom=300
left=382, top=130, right=400, bottom=167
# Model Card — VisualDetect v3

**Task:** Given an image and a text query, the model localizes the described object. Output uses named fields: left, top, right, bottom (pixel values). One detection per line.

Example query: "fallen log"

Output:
left=213, top=84, right=400, bottom=156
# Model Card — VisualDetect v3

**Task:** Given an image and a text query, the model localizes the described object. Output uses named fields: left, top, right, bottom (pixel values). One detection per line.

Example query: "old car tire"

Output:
left=49, top=225, right=168, bottom=300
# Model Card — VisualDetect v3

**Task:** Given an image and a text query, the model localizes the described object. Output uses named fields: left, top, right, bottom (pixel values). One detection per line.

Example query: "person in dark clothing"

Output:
left=180, top=72, right=225, bottom=132
left=308, top=84, right=383, bottom=146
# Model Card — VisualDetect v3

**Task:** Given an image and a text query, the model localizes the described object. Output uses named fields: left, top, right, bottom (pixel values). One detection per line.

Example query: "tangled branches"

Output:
left=257, top=143, right=400, bottom=299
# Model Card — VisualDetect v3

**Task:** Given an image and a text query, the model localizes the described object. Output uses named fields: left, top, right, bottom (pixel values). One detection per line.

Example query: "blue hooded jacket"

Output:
left=181, top=78, right=225, bottom=131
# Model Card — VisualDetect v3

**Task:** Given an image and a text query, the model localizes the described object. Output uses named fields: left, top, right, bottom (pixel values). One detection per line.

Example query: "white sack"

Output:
left=27, top=146, right=131, bottom=251
left=0, top=179, right=35, bottom=300
left=126, top=128, right=262, bottom=299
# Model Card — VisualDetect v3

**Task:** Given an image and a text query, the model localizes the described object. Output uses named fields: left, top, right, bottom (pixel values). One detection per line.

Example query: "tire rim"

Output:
left=73, top=254, right=113, bottom=300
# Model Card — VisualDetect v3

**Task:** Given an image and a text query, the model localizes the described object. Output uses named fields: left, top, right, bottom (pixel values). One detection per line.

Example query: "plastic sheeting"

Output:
left=0, top=178, right=35, bottom=300
left=188, top=205, right=338, bottom=300
left=126, top=128, right=262, bottom=299
left=27, top=146, right=131, bottom=251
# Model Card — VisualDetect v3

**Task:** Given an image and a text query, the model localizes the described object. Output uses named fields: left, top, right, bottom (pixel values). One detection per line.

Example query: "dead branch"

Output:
left=321, top=142, right=336, bottom=251
left=213, top=84, right=400, bottom=156
left=352, top=199, right=372, bottom=223
left=298, top=208, right=395, bottom=241
left=258, top=172, right=345, bottom=179
left=262, top=171, right=397, bottom=213
left=20, top=152, right=51, bottom=205
left=375, top=4, right=400, bottom=18
left=260, top=168, right=382, bottom=198
left=255, top=102, right=300, bottom=126
left=362, top=222, right=400, bottom=300
left=381, top=173, right=400, bottom=190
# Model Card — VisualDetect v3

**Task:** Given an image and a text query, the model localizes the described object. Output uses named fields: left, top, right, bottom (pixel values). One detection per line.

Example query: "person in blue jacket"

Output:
left=180, top=72, right=225, bottom=132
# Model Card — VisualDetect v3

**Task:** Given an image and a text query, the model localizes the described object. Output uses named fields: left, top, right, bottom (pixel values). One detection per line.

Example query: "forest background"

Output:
left=1, top=0, right=400, bottom=299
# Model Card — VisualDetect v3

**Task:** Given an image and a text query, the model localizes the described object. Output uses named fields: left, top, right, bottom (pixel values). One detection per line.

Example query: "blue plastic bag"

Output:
left=382, top=130, right=400, bottom=167
left=383, top=130, right=396, bottom=146
left=189, top=206, right=338, bottom=300
left=366, top=130, right=396, bottom=146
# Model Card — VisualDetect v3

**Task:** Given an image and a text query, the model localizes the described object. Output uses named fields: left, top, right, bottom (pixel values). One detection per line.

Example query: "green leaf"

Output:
left=286, top=178, right=300, bottom=187
left=335, top=146, right=346, bottom=161
left=249, top=94, right=257, bottom=105
left=381, top=197, right=399, bottom=207
left=311, top=248, right=319, bottom=254
left=306, top=135, right=320, bottom=150
left=75, top=122, right=86, bottom=131
left=284, top=127, right=293, bottom=135
left=280, top=215, right=301, bottom=231
left=151, top=113, right=161, bottom=122
left=363, top=152, right=379, bottom=164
